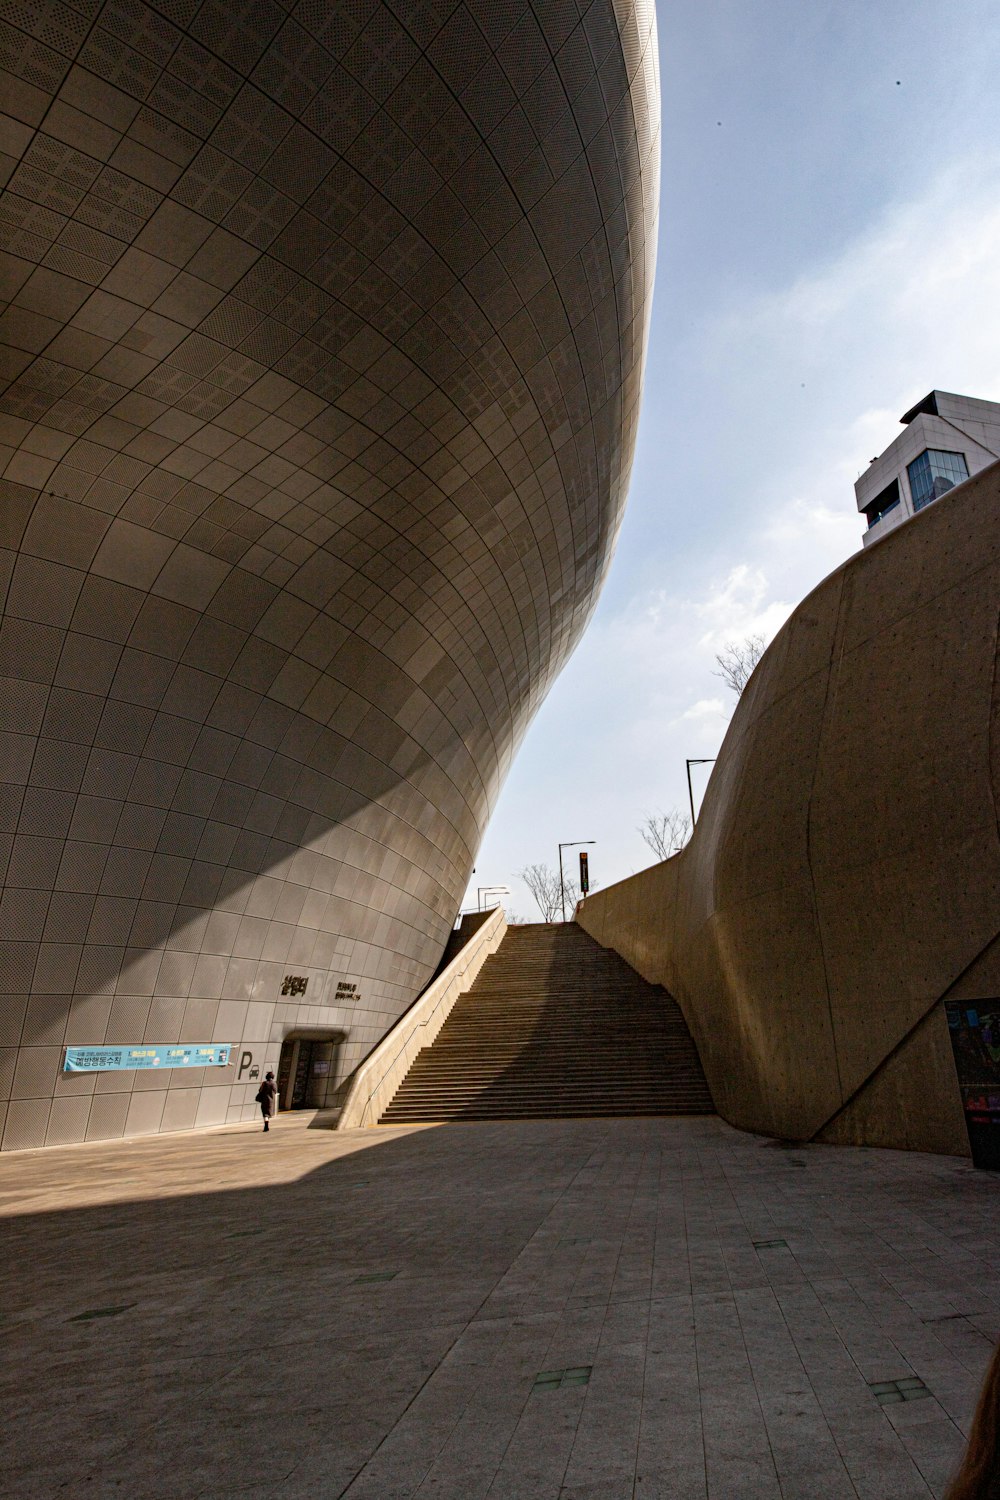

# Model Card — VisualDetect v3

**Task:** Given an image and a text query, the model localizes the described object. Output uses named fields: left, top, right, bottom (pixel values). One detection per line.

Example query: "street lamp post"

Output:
left=477, top=885, right=509, bottom=911
left=558, top=840, right=595, bottom=922
left=685, top=758, right=717, bottom=828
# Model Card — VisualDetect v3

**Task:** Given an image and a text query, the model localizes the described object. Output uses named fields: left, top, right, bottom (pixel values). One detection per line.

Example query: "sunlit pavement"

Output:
left=3, top=1113, right=998, bottom=1499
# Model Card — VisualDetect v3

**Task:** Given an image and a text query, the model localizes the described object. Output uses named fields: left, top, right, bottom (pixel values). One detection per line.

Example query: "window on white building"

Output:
left=864, top=477, right=901, bottom=529
left=906, top=449, right=969, bottom=513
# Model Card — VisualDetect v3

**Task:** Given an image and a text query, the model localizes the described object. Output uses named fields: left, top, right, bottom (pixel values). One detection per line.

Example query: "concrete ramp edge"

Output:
left=337, top=907, right=508, bottom=1129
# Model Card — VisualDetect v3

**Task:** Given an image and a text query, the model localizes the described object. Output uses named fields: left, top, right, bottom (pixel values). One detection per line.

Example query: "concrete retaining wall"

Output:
left=337, top=906, right=507, bottom=1130
left=577, top=462, right=1000, bottom=1155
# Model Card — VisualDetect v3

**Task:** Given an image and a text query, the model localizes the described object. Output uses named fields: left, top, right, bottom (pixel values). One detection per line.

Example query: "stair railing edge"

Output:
left=336, top=905, right=509, bottom=1129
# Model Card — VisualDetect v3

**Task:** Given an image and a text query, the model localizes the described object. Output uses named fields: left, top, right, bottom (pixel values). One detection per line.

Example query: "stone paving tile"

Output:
left=1, top=1115, right=998, bottom=1499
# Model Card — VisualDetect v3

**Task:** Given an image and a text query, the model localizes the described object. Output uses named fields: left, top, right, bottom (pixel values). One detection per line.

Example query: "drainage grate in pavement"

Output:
left=559, top=1237, right=591, bottom=1247
left=753, top=1239, right=788, bottom=1250
left=227, top=1229, right=263, bottom=1239
left=355, top=1272, right=396, bottom=1284
left=533, top=1366, right=592, bottom=1392
left=869, top=1377, right=931, bottom=1405
left=67, top=1304, right=136, bottom=1323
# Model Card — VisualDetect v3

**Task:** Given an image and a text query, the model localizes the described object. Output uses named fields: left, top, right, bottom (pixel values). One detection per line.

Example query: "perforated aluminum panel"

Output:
left=0, top=0, right=660, bottom=1149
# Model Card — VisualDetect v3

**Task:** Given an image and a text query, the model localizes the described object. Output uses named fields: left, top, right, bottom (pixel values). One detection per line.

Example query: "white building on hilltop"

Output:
left=856, top=390, right=1000, bottom=546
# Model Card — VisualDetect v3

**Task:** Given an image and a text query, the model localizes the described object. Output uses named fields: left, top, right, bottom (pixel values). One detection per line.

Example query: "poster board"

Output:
left=944, top=1001, right=1000, bottom=1170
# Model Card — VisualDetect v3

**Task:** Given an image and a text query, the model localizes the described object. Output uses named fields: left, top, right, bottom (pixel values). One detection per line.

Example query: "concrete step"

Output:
left=377, top=921, right=714, bottom=1125
left=382, top=1105, right=717, bottom=1120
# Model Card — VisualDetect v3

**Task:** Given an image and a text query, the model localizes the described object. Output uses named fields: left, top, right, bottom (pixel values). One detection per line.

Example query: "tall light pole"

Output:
left=558, top=840, right=595, bottom=921
left=685, top=758, right=717, bottom=828
left=477, top=885, right=509, bottom=911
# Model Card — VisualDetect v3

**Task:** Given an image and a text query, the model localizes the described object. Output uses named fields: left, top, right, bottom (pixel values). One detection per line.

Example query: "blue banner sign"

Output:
left=64, top=1044, right=231, bottom=1073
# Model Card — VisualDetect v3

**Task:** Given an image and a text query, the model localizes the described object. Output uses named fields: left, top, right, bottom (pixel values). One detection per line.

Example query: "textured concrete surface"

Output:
left=337, top=905, right=506, bottom=1129
left=578, top=461, right=1000, bottom=1156
left=0, top=0, right=660, bottom=1150
left=3, top=1114, right=998, bottom=1498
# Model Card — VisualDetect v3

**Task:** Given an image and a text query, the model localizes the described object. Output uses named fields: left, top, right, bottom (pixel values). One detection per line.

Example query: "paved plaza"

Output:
left=3, top=1114, right=998, bottom=1499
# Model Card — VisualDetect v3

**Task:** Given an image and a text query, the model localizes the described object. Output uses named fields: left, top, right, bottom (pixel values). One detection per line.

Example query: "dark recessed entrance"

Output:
left=277, top=1032, right=345, bottom=1111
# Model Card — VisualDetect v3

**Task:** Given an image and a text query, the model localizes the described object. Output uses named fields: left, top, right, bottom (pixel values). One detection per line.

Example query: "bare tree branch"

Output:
left=518, top=863, right=563, bottom=921
left=517, top=863, right=589, bottom=921
left=713, top=633, right=766, bottom=696
left=638, top=809, right=691, bottom=861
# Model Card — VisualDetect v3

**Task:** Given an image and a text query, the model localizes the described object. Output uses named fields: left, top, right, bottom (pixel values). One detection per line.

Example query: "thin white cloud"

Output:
left=470, top=151, right=1000, bottom=917
left=705, top=152, right=1000, bottom=469
left=678, top=697, right=727, bottom=722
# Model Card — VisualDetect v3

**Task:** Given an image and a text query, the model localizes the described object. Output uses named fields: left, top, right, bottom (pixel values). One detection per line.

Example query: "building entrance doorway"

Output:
left=277, top=1033, right=344, bottom=1111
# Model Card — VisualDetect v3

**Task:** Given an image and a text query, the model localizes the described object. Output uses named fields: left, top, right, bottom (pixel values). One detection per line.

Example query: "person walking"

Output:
left=256, top=1071, right=276, bottom=1132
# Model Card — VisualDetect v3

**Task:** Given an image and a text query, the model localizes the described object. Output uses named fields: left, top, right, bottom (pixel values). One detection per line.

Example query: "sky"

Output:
left=466, top=0, right=1000, bottom=920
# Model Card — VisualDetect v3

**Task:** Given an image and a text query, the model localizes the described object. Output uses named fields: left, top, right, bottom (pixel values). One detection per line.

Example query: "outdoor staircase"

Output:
left=379, top=922, right=714, bottom=1122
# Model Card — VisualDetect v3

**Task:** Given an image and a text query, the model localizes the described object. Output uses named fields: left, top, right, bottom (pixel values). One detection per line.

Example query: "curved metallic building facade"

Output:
left=0, top=0, right=659, bottom=1147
